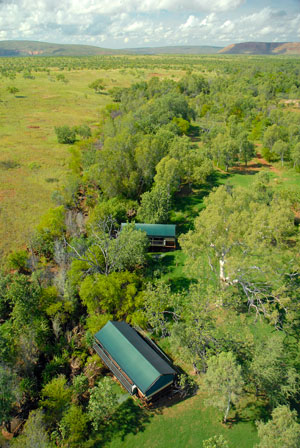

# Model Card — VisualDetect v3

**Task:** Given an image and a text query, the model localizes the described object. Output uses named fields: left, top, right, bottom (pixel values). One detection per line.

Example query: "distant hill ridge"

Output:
left=219, top=42, right=300, bottom=55
left=0, top=40, right=300, bottom=57
left=0, top=40, right=124, bottom=57
left=0, top=41, right=221, bottom=56
left=126, top=45, right=221, bottom=54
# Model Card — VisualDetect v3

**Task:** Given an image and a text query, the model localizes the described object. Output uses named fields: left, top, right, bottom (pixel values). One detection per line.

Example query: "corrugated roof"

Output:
left=121, top=223, right=176, bottom=237
left=94, top=321, right=175, bottom=395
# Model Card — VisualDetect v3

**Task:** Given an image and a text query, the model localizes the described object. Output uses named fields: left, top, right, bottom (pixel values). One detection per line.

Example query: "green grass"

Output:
left=0, top=65, right=186, bottom=256
left=153, top=250, right=194, bottom=291
left=218, top=160, right=300, bottom=191
left=106, top=392, right=259, bottom=448
left=0, top=68, right=129, bottom=255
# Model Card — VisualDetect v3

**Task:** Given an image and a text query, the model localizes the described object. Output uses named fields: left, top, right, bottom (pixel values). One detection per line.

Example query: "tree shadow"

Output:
left=94, top=399, right=152, bottom=446
left=169, top=275, right=196, bottom=291
left=230, top=400, right=270, bottom=427
left=206, top=170, right=231, bottom=187
left=171, top=172, right=230, bottom=234
left=230, top=167, right=260, bottom=176
left=149, top=387, right=197, bottom=412
left=157, top=252, right=196, bottom=291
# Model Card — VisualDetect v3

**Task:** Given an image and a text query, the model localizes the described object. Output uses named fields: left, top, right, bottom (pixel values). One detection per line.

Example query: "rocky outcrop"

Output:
left=219, top=42, right=300, bottom=55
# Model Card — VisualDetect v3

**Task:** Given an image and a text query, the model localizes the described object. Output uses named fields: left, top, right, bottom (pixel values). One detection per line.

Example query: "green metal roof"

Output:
left=121, top=223, right=176, bottom=237
left=94, top=321, right=175, bottom=395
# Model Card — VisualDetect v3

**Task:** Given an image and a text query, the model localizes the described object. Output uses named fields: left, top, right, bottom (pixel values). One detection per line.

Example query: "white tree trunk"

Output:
left=223, top=394, right=231, bottom=423
left=219, top=256, right=227, bottom=282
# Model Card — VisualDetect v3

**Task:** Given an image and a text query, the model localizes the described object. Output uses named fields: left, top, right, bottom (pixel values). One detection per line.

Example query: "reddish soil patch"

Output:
left=27, top=125, right=40, bottom=129
left=148, top=73, right=168, bottom=78
left=1, top=429, right=13, bottom=440
left=0, top=190, right=16, bottom=202
left=281, top=99, right=300, bottom=106
left=232, top=153, right=281, bottom=175
left=279, top=99, right=300, bottom=113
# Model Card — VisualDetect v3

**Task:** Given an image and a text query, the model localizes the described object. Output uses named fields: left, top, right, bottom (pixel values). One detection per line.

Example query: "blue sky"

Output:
left=0, top=0, right=299, bottom=48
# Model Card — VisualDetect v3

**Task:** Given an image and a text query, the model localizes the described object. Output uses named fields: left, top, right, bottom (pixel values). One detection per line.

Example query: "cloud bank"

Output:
left=0, top=0, right=299, bottom=47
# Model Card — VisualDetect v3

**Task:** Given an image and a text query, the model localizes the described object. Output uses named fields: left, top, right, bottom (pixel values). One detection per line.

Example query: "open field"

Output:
left=0, top=63, right=188, bottom=256
left=1, top=55, right=300, bottom=256
left=107, top=391, right=259, bottom=448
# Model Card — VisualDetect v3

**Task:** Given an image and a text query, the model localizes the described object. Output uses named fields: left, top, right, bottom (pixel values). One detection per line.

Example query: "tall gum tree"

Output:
left=180, top=181, right=299, bottom=323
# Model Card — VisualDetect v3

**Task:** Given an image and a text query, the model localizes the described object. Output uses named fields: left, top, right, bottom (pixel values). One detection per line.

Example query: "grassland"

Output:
left=0, top=63, right=187, bottom=256
left=1, top=56, right=299, bottom=257
left=107, top=391, right=259, bottom=448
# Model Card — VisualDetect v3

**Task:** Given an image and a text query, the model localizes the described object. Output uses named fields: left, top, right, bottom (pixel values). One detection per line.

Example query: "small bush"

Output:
left=55, top=126, right=76, bottom=144
left=0, top=160, right=20, bottom=170
left=45, top=178, right=58, bottom=183
left=6, top=250, right=29, bottom=272
left=7, top=86, right=19, bottom=95
left=23, top=71, right=35, bottom=79
left=56, top=73, right=68, bottom=83
left=74, top=124, right=91, bottom=139
left=28, top=162, right=41, bottom=171
left=261, top=146, right=278, bottom=163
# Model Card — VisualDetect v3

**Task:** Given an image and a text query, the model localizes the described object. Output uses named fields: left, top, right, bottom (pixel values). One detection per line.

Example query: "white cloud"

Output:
left=220, top=19, right=235, bottom=32
left=180, top=13, right=216, bottom=33
left=0, top=1, right=299, bottom=47
left=136, top=0, right=244, bottom=12
left=260, top=26, right=273, bottom=35
left=180, top=15, right=198, bottom=29
left=124, top=21, right=146, bottom=32
left=176, top=6, right=300, bottom=45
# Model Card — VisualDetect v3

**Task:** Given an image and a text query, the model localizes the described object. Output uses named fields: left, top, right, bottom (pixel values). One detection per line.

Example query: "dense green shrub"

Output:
left=55, top=125, right=76, bottom=144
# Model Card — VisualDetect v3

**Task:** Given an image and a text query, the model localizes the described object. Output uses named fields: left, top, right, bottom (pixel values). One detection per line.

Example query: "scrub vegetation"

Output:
left=1, top=54, right=300, bottom=448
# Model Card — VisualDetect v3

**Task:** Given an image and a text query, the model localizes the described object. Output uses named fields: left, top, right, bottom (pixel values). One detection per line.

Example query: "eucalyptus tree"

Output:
left=211, top=133, right=238, bottom=171
left=137, top=185, right=171, bottom=224
left=203, top=351, right=244, bottom=423
left=11, top=409, right=53, bottom=448
left=180, top=180, right=299, bottom=325
left=236, top=132, right=255, bottom=166
left=0, top=364, right=20, bottom=432
left=67, top=218, right=148, bottom=276
left=249, top=335, right=299, bottom=407
left=291, top=142, right=300, bottom=168
left=257, top=405, right=300, bottom=448
left=273, top=140, right=289, bottom=166
left=88, top=377, right=118, bottom=430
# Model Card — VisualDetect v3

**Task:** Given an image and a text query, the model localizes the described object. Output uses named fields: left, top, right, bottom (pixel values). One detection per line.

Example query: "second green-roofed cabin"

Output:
left=121, top=223, right=176, bottom=251
left=94, top=321, right=176, bottom=401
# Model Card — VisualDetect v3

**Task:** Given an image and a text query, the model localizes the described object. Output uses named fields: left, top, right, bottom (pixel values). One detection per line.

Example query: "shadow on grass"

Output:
left=206, top=170, right=231, bottom=187
left=94, top=399, right=152, bottom=447
left=170, top=275, right=195, bottom=291
left=159, top=252, right=196, bottom=291
left=238, top=401, right=270, bottom=423
left=171, top=171, right=230, bottom=234
left=230, top=166, right=262, bottom=176
left=145, top=251, right=196, bottom=292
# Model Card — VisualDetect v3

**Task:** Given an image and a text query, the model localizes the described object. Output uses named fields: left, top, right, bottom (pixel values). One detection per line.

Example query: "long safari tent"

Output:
left=94, top=321, right=176, bottom=400
left=121, top=223, right=176, bottom=250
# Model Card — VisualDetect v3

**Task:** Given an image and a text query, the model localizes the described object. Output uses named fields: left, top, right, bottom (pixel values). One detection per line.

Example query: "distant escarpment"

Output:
left=219, top=42, right=300, bottom=55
